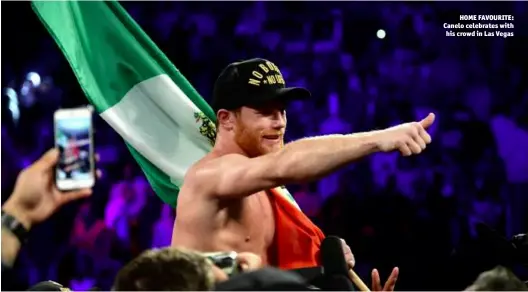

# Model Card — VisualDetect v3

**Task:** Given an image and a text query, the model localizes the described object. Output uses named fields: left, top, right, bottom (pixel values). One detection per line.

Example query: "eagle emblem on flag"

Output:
left=194, top=111, right=216, bottom=146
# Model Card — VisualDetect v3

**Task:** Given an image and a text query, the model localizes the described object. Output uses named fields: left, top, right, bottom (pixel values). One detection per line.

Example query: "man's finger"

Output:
left=407, top=140, right=422, bottom=154
left=399, top=144, right=412, bottom=156
left=37, top=148, right=60, bottom=169
left=96, top=169, right=103, bottom=179
left=236, top=252, right=262, bottom=271
left=419, top=113, right=435, bottom=129
left=371, top=269, right=382, bottom=291
left=340, top=240, right=355, bottom=267
left=57, top=188, right=92, bottom=205
left=348, top=260, right=355, bottom=269
left=418, top=126, right=432, bottom=144
left=342, top=241, right=352, bottom=255
left=414, top=135, right=427, bottom=150
left=383, top=267, right=399, bottom=291
left=239, top=263, right=250, bottom=272
left=340, top=238, right=346, bottom=245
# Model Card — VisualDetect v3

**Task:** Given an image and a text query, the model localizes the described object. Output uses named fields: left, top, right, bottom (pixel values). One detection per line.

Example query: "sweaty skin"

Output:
left=172, top=151, right=276, bottom=264
left=172, top=103, right=435, bottom=266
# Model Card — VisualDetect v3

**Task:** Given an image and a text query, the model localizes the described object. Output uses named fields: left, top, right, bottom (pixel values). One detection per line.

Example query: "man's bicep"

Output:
left=199, top=155, right=281, bottom=199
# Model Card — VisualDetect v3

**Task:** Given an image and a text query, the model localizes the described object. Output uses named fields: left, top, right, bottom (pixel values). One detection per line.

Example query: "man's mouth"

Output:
left=262, top=134, right=281, bottom=141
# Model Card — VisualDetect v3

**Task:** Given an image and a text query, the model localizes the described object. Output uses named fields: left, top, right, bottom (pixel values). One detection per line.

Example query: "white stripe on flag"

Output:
left=100, top=74, right=213, bottom=186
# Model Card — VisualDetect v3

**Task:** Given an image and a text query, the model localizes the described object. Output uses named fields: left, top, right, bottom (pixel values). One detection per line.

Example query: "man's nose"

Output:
left=271, top=113, right=286, bottom=129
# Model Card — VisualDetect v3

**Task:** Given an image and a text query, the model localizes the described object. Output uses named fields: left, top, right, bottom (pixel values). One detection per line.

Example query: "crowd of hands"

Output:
left=1, top=113, right=437, bottom=290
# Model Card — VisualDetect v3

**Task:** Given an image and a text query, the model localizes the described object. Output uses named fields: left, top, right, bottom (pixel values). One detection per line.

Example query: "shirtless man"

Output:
left=172, top=58, right=434, bottom=273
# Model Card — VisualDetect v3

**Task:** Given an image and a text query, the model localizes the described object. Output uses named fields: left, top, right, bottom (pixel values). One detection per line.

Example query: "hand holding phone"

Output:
left=203, top=251, right=241, bottom=276
left=54, top=107, right=95, bottom=191
left=203, top=251, right=263, bottom=276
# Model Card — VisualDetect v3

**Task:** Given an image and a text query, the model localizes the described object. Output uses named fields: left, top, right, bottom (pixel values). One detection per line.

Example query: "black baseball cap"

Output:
left=212, top=58, right=311, bottom=113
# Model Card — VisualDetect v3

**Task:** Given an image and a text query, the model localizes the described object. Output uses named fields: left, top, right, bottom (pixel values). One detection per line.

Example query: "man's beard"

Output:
left=234, top=123, right=283, bottom=158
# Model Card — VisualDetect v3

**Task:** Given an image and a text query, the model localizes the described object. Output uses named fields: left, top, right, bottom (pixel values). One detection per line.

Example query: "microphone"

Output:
left=321, top=236, right=349, bottom=277
left=321, top=236, right=369, bottom=291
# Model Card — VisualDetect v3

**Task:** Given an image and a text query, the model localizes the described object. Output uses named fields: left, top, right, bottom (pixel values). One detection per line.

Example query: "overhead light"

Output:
left=26, top=72, right=41, bottom=87
left=376, top=29, right=386, bottom=39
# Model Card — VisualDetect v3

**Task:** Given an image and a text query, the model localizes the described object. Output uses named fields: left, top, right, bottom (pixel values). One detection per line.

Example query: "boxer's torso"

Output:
left=172, top=154, right=275, bottom=265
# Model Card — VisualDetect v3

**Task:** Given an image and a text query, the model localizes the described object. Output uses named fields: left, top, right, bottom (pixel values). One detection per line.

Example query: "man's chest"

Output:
left=236, top=192, right=276, bottom=243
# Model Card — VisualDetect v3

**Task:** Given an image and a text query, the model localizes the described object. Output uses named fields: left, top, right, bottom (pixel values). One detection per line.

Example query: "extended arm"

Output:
left=195, top=113, right=434, bottom=199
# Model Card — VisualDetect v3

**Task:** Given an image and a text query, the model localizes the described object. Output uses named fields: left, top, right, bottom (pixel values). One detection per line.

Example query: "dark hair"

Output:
left=465, top=266, right=528, bottom=291
left=112, top=247, right=215, bottom=291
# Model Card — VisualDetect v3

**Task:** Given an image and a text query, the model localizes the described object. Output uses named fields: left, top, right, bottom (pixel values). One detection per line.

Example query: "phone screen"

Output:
left=55, top=108, right=94, bottom=190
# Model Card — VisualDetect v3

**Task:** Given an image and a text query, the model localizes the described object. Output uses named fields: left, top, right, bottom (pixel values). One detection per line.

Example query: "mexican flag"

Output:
left=32, top=1, right=298, bottom=208
left=32, top=0, right=216, bottom=207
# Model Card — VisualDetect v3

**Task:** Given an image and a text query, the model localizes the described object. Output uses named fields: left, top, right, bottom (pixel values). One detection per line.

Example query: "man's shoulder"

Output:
left=183, top=153, right=247, bottom=190
left=189, top=152, right=248, bottom=174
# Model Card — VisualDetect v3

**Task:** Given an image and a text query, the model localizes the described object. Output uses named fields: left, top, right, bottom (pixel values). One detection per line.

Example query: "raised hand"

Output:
left=342, top=239, right=398, bottom=292
left=372, top=267, right=399, bottom=291
left=376, top=113, right=435, bottom=156
left=2, top=148, right=96, bottom=229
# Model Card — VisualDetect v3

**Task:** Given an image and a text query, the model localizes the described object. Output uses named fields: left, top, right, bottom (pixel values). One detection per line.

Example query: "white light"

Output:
left=26, top=72, right=41, bottom=87
left=5, top=87, right=18, bottom=100
left=5, top=87, right=20, bottom=123
left=376, top=29, right=386, bottom=39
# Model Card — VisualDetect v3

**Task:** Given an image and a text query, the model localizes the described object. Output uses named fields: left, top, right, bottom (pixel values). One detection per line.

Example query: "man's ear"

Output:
left=217, top=109, right=235, bottom=131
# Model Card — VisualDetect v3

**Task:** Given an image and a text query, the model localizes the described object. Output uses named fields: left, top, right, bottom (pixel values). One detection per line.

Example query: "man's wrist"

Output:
left=369, top=130, right=384, bottom=152
left=2, top=200, right=32, bottom=230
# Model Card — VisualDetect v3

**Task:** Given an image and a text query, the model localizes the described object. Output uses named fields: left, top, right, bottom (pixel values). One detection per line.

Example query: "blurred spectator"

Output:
left=70, top=202, right=106, bottom=253
left=464, top=266, right=528, bottom=291
left=113, top=247, right=264, bottom=291
left=105, top=164, right=147, bottom=248
left=318, top=92, right=352, bottom=199
left=151, top=204, right=175, bottom=249
left=369, top=152, right=398, bottom=193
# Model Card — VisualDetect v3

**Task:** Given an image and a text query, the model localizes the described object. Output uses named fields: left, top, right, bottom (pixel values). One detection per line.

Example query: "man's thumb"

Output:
left=419, top=113, right=435, bottom=129
left=239, top=263, right=250, bottom=272
left=37, top=148, right=60, bottom=169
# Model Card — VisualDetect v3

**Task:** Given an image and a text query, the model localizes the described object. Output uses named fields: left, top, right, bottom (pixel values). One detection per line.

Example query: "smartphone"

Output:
left=202, top=251, right=241, bottom=276
left=54, top=107, right=95, bottom=191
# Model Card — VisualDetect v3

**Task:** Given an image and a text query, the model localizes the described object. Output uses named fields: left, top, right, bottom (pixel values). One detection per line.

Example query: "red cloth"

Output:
left=267, top=188, right=326, bottom=270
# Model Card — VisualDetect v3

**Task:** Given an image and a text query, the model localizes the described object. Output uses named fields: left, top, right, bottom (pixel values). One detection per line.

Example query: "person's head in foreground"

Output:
left=112, top=247, right=261, bottom=291
left=464, top=265, right=527, bottom=291
left=212, top=58, right=311, bottom=157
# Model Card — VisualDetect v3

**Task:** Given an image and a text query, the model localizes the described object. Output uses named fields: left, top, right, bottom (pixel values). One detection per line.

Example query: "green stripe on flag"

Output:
left=32, top=0, right=299, bottom=208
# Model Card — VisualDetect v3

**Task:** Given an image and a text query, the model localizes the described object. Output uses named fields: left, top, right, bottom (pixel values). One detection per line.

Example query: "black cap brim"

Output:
left=275, top=87, right=311, bottom=101
left=250, top=87, right=311, bottom=108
